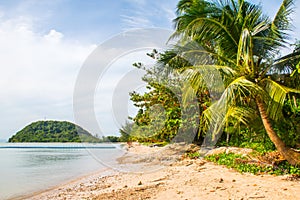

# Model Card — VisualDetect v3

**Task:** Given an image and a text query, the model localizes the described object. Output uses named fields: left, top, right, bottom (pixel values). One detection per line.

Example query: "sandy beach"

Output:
left=27, top=143, right=300, bottom=200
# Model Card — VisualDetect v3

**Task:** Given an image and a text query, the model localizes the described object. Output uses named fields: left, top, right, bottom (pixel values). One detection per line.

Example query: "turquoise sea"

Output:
left=0, top=143, right=124, bottom=199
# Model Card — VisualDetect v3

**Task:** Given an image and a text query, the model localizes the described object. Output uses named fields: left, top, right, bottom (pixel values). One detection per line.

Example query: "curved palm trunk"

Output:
left=256, top=97, right=300, bottom=166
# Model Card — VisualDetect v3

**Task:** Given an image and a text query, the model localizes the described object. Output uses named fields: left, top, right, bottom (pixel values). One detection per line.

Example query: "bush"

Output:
left=205, top=153, right=300, bottom=176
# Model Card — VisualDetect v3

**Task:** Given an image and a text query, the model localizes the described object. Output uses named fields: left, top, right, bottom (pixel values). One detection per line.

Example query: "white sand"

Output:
left=28, top=143, right=300, bottom=200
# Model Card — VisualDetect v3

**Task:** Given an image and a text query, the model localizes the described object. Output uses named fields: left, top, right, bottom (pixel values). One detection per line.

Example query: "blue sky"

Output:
left=0, top=0, right=177, bottom=42
left=0, top=0, right=299, bottom=140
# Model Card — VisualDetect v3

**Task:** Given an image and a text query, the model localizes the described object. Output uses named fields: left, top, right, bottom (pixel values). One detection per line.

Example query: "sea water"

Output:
left=0, top=143, right=125, bottom=199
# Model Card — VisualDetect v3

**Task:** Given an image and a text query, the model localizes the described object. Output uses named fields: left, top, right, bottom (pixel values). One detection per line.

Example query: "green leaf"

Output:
left=261, top=78, right=300, bottom=120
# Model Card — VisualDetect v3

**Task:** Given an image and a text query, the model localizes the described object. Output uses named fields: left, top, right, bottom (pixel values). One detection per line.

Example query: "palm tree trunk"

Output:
left=256, top=97, right=300, bottom=166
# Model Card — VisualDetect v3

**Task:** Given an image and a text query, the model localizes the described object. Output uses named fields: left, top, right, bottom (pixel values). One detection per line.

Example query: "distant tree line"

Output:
left=9, top=120, right=122, bottom=143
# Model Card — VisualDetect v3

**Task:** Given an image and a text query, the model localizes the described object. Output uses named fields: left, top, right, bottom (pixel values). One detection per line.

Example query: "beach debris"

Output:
left=152, top=176, right=168, bottom=182
left=285, top=174, right=300, bottom=181
left=176, top=190, right=183, bottom=194
left=185, top=161, right=193, bottom=166
left=257, top=151, right=285, bottom=165
left=196, top=166, right=206, bottom=172
left=248, top=195, right=266, bottom=199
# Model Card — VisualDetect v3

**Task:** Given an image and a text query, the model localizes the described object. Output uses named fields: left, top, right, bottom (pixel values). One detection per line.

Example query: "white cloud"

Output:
left=44, top=29, right=64, bottom=43
left=123, top=0, right=147, bottom=6
left=73, top=28, right=172, bottom=136
left=161, top=5, right=177, bottom=23
left=0, top=16, right=96, bottom=139
left=121, top=0, right=177, bottom=30
left=121, top=15, right=153, bottom=29
left=94, top=51, right=153, bottom=135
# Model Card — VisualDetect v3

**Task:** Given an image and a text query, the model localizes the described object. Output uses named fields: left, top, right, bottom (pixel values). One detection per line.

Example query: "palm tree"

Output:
left=171, top=0, right=300, bottom=165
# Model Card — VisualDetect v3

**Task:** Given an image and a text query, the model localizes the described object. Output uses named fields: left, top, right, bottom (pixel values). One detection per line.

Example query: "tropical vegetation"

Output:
left=205, top=152, right=300, bottom=175
left=120, top=0, right=300, bottom=166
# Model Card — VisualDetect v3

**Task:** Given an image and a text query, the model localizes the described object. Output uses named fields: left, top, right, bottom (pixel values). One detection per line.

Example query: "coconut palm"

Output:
left=171, top=0, right=300, bottom=165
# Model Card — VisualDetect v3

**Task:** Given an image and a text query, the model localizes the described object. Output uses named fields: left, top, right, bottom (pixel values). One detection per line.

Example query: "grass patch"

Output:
left=141, top=141, right=169, bottom=147
left=185, top=151, right=201, bottom=159
left=205, top=153, right=300, bottom=176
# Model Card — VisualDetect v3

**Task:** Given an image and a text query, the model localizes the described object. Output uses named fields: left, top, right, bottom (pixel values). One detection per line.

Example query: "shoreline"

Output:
left=13, top=167, right=116, bottom=200
left=4, top=143, right=125, bottom=200
left=24, top=143, right=300, bottom=200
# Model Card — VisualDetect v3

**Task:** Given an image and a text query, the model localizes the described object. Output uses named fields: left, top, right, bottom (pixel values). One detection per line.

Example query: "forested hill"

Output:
left=8, top=120, right=101, bottom=143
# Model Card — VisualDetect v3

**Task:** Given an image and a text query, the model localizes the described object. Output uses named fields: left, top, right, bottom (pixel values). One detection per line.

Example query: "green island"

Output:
left=8, top=120, right=119, bottom=143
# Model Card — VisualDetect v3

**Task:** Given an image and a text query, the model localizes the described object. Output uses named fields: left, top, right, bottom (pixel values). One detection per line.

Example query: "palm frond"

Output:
left=261, top=77, right=300, bottom=120
left=269, top=0, right=294, bottom=50
left=202, top=102, right=226, bottom=144
left=186, top=17, right=238, bottom=45
left=217, top=76, right=261, bottom=108
left=237, top=28, right=254, bottom=74
left=201, top=103, right=256, bottom=147
left=181, top=49, right=236, bottom=66
left=225, top=106, right=256, bottom=125
left=272, top=49, right=300, bottom=73
left=176, top=0, right=195, bottom=15
left=171, top=0, right=216, bottom=41
left=272, top=0, right=294, bottom=32
left=251, top=21, right=270, bottom=36
left=180, top=64, right=237, bottom=105
left=200, top=76, right=260, bottom=145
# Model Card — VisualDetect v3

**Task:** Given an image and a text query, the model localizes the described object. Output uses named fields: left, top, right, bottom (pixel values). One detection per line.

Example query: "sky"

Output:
left=0, top=0, right=299, bottom=140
